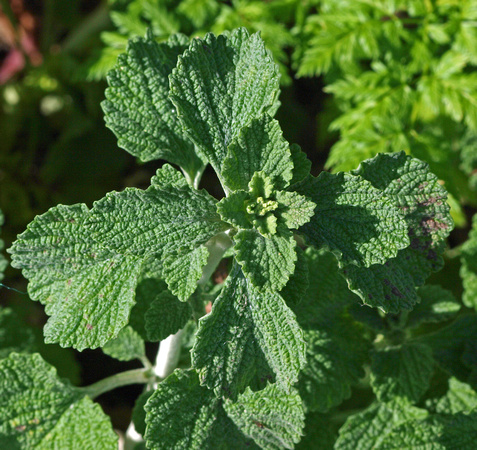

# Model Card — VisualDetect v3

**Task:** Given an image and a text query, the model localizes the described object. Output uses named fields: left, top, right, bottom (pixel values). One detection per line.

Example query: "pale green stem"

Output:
left=79, top=368, right=155, bottom=400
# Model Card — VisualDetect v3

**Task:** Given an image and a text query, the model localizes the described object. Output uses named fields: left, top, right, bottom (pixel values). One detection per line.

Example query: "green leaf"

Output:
left=0, top=308, right=35, bottom=359
left=370, top=343, right=434, bottom=403
left=291, top=249, right=370, bottom=412
left=132, top=389, right=154, bottom=436
left=297, top=412, right=336, bottom=450
left=275, top=190, right=315, bottom=230
left=129, top=278, right=168, bottom=340
left=294, top=172, right=409, bottom=268
left=216, top=190, right=252, bottom=231
left=169, top=28, right=280, bottom=177
left=86, top=185, right=226, bottom=258
left=407, top=284, right=460, bottom=328
left=342, top=152, right=453, bottom=313
left=162, top=246, right=209, bottom=301
left=461, top=213, right=477, bottom=310
left=418, top=315, right=477, bottom=382
left=9, top=204, right=142, bottom=350
left=280, top=246, right=309, bottom=305
left=192, top=263, right=306, bottom=397
left=222, top=114, right=293, bottom=191
left=224, top=383, right=305, bottom=450
left=435, top=378, right=477, bottom=414
left=102, top=32, right=205, bottom=177
left=0, top=353, right=117, bottom=449
left=102, top=325, right=145, bottom=362
left=234, top=229, right=297, bottom=292
left=150, top=164, right=188, bottom=188
left=145, top=290, right=192, bottom=342
left=335, top=399, right=428, bottom=450
left=289, top=144, right=312, bottom=186
left=144, top=369, right=256, bottom=449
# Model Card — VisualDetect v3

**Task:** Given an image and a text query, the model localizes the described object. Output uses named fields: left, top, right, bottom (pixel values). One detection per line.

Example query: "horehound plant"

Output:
left=3, top=28, right=474, bottom=450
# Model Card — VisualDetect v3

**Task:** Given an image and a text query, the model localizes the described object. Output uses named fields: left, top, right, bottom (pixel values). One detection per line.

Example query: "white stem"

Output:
left=122, top=422, right=143, bottom=450
left=154, top=328, right=185, bottom=379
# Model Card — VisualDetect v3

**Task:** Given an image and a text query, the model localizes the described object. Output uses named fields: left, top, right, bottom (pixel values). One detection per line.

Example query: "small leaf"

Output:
left=145, top=291, right=192, bottom=342
left=103, top=32, right=205, bottom=177
left=294, top=172, right=409, bottom=267
left=275, top=190, right=315, bottom=230
left=102, top=326, right=145, bottom=362
left=407, top=284, right=460, bottom=328
left=289, top=144, right=312, bottom=185
left=234, top=229, right=297, bottom=292
left=222, top=114, right=293, bottom=191
left=0, top=353, right=117, bottom=448
left=132, top=389, right=154, bottom=436
left=150, top=164, right=188, bottom=188
left=435, top=378, right=477, bottom=414
left=370, top=343, right=434, bottom=403
left=224, top=384, right=305, bottom=450
left=169, top=28, right=280, bottom=177
left=217, top=190, right=253, bottom=230
left=144, top=369, right=256, bottom=449
left=162, top=246, right=209, bottom=301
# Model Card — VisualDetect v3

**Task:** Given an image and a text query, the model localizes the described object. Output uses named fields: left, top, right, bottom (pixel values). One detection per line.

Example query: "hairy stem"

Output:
left=78, top=368, right=155, bottom=400
left=154, top=328, right=185, bottom=379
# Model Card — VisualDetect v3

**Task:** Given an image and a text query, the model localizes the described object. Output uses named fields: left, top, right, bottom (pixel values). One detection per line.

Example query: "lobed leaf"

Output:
left=224, top=383, right=305, bottom=450
left=0, top=308, right=35, bottom=359
left=144, top=369, right=255, bottom=449
left=295, top=171, right=409, bottom=267
left=169, top=27, right=280, bottom=178
left=102, top=32, right=205, bottom=177
left=435, top=377, right=477, bottom=415
left=192, top=263, right=305, bottom=397
left=0, top=353, right=117, bottom=449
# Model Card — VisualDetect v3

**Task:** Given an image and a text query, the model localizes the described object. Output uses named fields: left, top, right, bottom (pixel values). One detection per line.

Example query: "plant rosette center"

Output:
left=217, top=171, right=315, bottom=237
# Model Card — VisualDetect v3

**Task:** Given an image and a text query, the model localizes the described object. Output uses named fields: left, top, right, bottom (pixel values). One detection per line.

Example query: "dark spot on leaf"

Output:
left=68, top=218, right=75, bottom=223
left=385, top=294, right=391, bottom=300
left=15, top=425, right=26, bottom=432
left=418, top=182, right=429, bottom=190
left=391, top=287, right=405, bottom=298
left=86, top=324, right=93, bottom=330
left=421, top=217, right=448, bottom=235
left=253, top=420, right=266, bottom=429
left=383, top=278, right=391, bottom=286
left=67, top=279, right=72, bottom=286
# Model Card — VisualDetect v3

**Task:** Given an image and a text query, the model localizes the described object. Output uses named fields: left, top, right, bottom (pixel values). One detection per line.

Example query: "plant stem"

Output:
left=154, top=328, right=185, bottom=379
left=78, top=368, right=155, bottom=400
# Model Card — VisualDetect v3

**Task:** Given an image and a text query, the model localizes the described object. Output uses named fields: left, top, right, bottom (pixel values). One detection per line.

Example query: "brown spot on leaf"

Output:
left=86, top=324, right=93, bottom=330
left=391, top=286, right=405, bottom=298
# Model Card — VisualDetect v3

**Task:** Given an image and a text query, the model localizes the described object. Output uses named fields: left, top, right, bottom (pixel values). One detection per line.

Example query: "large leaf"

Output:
left=192, top=263, right=306, bottom=397
left=144, top=369, right=256, bottom=449
left=169, top=28, right=280, bottom=178
left=342, top=152, right=453, bottom=313
left=102, top=32, right=204, bottom=177
left=224, top=383, right=305, bottom=450
left=0, top=308, right=35, bottom=359
left=0, top=353, right=117, bottom=449
left=102, top=325, right=146, bottom=362
left=294, top=172, right=409, bottom=267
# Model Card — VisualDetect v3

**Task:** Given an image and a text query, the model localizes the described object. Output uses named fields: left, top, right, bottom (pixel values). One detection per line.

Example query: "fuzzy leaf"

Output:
left=222, top=114, right=293, bottom=191
left=102, top=32, right=205, bottom=176
left=289, top=144, right=312, bottom=185
left=294, top=172, right=409, bottom=267
left=275, top=191, right=315, bottom=230
left=217, top=190, right=253, bottom=230
left=150, top=164, right=188, bottom=188
left=342, top=152, right=453, bottom=313
left=192, top=263, right=306, bottom=397
left=0, top=353, right=117, bottom=449
left=144, top=369, right=256, bottom=449
left=169, top=28, right=280, bottom=176
left=335, top=399, right=428, bottom=450
left=9, top=204, right=142, bottom=350
left=224, top=384, right=305, bottom=450
left=370, top=343, right=434, bottom=403
left=145, top=291, right=192, bottom=342
left=162, top=246, right=209, bottom=301
left=234, top=229, right=297, bottom=292
left=102, top=325, right=145, bottom=362
left=280, top=247, right=309, bottom=305
left=86, top=185, right=226, bottom=258
left=461, top=213, right=477, bottom=310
